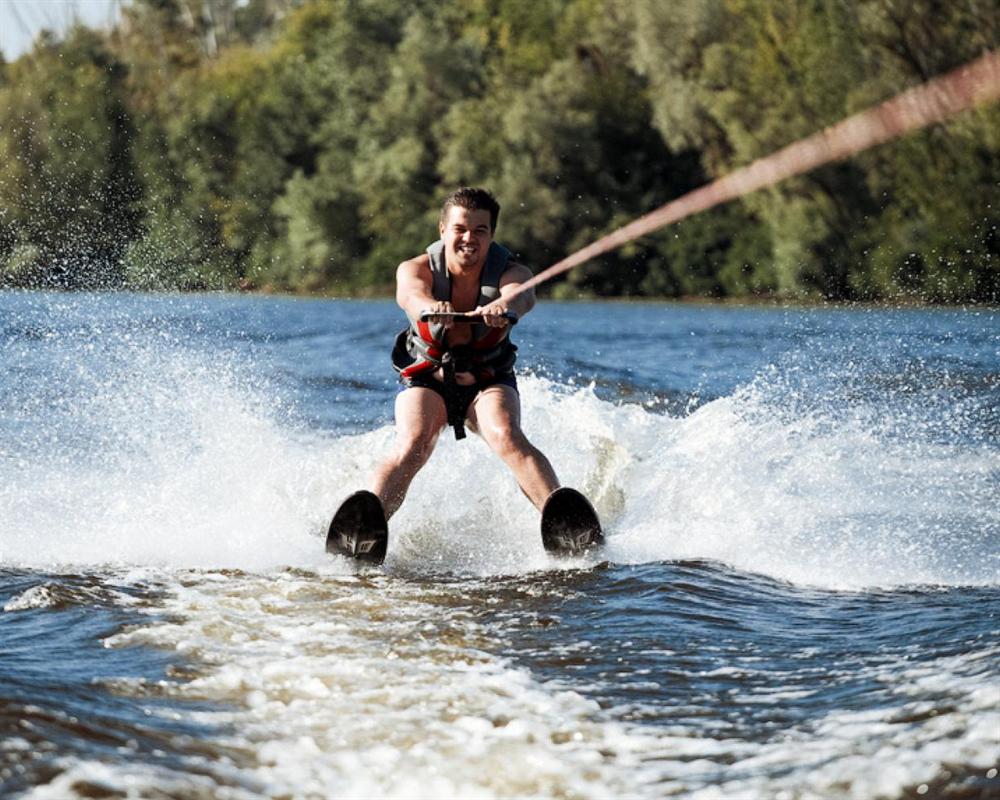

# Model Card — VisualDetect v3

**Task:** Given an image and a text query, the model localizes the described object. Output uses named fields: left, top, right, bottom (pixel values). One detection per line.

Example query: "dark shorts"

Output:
left=398, top=372, right=518, bottom=436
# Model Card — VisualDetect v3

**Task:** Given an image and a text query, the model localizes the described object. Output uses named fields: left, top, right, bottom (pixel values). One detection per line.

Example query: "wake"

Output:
left=2, top=328, right=995, bottom=590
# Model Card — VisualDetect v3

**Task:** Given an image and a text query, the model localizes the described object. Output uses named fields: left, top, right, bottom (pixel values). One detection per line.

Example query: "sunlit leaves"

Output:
left=0, top=0, right=996, bottom=301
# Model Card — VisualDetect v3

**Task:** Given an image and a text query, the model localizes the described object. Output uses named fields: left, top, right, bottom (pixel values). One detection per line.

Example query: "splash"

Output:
left=1, top=305, right=996, bottom=587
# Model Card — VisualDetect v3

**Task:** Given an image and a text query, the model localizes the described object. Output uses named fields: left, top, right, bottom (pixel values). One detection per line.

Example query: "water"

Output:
left=1, top=291, right=997, bottom=799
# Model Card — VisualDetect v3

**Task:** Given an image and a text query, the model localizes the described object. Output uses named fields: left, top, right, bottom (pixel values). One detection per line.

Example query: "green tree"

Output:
left=438, top=0, right=733, bottom=298
left=2, top=0, right=995, bottom=302
left=252, top=0, right=416, bottom=291
left=0, top=27, right=142, bottom=288
left=350, top=9, right=485, bottom=286
left=628, top=0, right=999, bottom=302
left=854, top=0, right=1000, bottom=302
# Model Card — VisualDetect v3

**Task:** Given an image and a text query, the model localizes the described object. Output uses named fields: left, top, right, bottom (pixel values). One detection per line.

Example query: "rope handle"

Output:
left=419, top=310, right=519, bottom=325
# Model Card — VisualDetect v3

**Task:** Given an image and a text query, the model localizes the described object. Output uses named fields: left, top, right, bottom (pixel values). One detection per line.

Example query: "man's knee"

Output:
left=485, top=423, right=530, bottom=458
left=396, top=429, right=438, bottom=468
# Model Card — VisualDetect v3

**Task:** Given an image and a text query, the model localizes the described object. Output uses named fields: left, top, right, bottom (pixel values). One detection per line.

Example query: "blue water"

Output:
left=1, top=291, right=998, bottom=798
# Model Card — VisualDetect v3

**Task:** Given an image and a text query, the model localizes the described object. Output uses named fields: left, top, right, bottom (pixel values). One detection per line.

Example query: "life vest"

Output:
left=392, top=239, right=518, bottom=383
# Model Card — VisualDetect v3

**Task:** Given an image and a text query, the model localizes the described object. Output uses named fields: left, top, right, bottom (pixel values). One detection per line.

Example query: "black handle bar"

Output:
left=419, top=310, right=518, bottom=324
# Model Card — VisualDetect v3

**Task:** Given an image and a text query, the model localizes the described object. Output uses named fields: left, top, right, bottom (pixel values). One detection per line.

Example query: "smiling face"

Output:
left=439, top=206, right=493, bottom=273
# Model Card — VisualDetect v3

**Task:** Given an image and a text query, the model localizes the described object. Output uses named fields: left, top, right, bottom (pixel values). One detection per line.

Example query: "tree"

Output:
left=854, top=0, right=1000, bottom=301
left=0, top=27, right=142, bottom=288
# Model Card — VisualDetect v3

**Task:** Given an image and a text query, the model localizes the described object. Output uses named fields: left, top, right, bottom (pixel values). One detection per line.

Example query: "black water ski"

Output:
left=541, top=487, right=604, bottom=555
left=326, top=490, right=388, bottom=564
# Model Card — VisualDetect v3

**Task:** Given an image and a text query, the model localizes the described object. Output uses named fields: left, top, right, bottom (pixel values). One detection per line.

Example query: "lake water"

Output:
left=1, top=291, right=998, bottom=799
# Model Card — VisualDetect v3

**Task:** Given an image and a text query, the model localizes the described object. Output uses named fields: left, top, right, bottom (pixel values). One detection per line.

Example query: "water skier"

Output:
left=374, top=187, right=558, bottom=518
left=326, top=187, right=601, bottom=562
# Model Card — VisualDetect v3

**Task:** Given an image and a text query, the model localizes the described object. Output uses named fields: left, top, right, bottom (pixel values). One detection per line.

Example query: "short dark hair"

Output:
left=439, top=187, right=500, bottom=232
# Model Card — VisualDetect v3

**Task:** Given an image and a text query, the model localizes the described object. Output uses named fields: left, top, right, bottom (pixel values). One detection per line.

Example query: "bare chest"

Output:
left=446, top=273, right=482, bottom=347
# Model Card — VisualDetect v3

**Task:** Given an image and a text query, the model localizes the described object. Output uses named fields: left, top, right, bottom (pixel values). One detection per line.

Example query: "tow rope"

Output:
left=506, top=50, right=1000, bottom=300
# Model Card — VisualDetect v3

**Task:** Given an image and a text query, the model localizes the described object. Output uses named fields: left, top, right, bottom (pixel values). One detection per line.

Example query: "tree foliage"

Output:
left=0, top=0, right=996, bottom=301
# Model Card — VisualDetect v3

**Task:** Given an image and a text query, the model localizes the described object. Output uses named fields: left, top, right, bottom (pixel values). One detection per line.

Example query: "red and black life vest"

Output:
left=391, top=239, right=518, bottom=383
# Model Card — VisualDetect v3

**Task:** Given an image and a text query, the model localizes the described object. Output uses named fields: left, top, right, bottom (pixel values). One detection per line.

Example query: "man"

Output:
left=371, top=187, right=560, bottom=519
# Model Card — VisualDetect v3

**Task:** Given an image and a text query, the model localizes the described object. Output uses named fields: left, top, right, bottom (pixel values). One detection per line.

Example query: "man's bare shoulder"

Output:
left=500, top=260, right=534, bottom=284
left=397, top=253, right=431, bottom=278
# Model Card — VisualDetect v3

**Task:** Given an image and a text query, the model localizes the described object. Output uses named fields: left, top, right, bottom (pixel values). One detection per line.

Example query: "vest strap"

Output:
left=440, top=356, right=467, bottom=440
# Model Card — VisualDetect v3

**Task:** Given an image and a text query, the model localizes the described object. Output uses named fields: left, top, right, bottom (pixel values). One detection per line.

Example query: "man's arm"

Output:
left=473, top=262, right=536, bottom=327
left=396, top=254, right=455, bottom=326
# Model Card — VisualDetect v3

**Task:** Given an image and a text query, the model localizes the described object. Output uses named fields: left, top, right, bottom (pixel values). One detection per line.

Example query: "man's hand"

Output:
left=422, top=301, right=457, bottom=328
left=471, top=301, right=513, bottom=328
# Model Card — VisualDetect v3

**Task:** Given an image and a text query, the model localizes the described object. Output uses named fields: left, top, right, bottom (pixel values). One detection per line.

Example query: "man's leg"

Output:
left=467, top=385, right=559, bottom=511
left=370, top=387, right=447, bottom=519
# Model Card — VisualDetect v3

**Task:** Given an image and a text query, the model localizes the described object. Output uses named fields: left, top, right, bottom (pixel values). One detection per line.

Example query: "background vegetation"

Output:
left=0, top=0, right=997, bottom=302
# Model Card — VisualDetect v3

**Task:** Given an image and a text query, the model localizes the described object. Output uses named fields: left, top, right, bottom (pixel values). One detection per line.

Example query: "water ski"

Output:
left=325, top=490, right=388, bottom=564
left=541, top=487, right=604, bottom=555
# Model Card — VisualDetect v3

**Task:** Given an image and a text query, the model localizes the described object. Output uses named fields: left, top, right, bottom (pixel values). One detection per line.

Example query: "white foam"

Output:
left=23, top=758, right=264, bottom=800
left=86, top=569, right=1000, bottom=800
left=103, top=571, right=668, bottom=799
left=3, top=584, right=62, bottom=612
left=0, top=330, right=996, bottom=588
left=707, top=651, right=1000, bottom=799
left=2, top=581, right=140, bottom=612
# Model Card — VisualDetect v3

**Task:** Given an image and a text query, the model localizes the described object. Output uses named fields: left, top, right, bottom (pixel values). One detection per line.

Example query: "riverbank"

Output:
left=238, top=279, right=998, bottom=311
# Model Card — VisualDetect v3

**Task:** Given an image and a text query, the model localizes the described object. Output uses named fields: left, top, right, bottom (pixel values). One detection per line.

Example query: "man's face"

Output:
left=440, top=206, right=493, bottom=271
